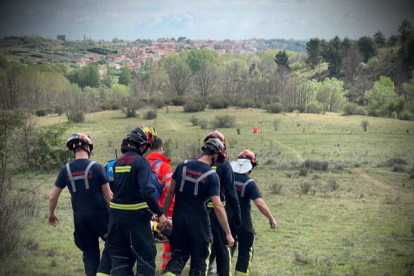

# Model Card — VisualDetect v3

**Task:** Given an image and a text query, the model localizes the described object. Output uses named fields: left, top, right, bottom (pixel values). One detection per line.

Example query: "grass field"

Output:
left=1, top=106, right=413, bottom=276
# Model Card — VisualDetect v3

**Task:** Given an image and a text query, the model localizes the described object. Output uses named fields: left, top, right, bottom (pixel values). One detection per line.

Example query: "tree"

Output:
left=118, top=67, right=131, bottom=86
left=387, top=35, right=398, bottom=46
left=306, top=38, right=323, bottom=69
left=399, top=30, right=414, bottom=70
left=341, top=46, right=363, bottom=82
left=326, top=36, right=342, bottom=76
left=357, top=36, right=378, bottom=62
left=373, top=31, right=386, bottom=47
left=315, top=78, right=347, bottom=112
left=186, top=49, right=218, bottom=74
left=194, top=64, right=219, bottom=97
left=398, top=19, right=413, bottom=44
left=0, top=63, right=26, bottom=110
left=274, top=50, right=290, bottom=70
left=365, top=76, right=396, bottom=116
left=167, top=62, right=192, bottom=96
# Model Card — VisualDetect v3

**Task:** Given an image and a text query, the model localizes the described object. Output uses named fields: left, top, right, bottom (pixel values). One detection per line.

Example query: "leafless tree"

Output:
left=167, top=62, right=192, bottom=96
left=195, top=64, right=219, bottom=97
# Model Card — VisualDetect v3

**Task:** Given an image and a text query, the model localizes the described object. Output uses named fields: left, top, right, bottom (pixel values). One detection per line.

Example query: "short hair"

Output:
left=201, top=147, right=215, bottom=156
left=151, top=137, right=163, bottom=150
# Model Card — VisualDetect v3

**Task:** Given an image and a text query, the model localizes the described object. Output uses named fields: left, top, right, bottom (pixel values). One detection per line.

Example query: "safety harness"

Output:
left=179, top=160, right=215, bottom=197
left=235, top=179, right=255, bottom=197
left=66, top=161, right=96, bottom=194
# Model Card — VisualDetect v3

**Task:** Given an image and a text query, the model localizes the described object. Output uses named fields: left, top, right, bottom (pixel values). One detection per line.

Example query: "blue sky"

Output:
left=0, top=0, right=413, bottom=41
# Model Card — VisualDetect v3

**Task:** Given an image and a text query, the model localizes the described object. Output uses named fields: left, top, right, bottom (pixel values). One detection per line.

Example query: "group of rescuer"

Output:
left=48, top=126, right=277, bottom=276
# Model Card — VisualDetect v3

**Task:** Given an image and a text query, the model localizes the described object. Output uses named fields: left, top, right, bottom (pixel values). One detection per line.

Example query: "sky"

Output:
left=0, top=0, right=413, bottom=42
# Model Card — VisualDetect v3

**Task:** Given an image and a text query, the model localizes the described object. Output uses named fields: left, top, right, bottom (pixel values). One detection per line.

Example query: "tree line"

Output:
left=0, top=19, right=413, bottom=121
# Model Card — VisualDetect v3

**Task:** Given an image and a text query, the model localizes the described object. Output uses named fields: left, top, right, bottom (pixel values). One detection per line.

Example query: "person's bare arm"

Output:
left=101, top=183, right=113, bottom=206
left=253, top=198, right=277, bottom=229
left=211, top=195, right=234, bottom=248
left=160, top=179, right=176, bottom=228
left=48, top=186, right=63, bottom=227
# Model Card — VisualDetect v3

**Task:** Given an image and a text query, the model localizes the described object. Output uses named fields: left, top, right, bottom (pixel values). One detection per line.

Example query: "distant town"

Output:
left=0, top=35, right=307, bottom=76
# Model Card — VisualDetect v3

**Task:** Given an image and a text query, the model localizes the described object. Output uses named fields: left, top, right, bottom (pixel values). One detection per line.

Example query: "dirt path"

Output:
left=274, top=140, right=304, bottom=162
left=351, top=168, right=390, bottom=190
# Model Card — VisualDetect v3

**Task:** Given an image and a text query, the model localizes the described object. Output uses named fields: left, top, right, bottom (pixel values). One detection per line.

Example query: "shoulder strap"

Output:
left=235, top=178, right=255, bottom=197
left=66, top=161, right=96, bottom=193
left=179, top=160, right=215, bottom=196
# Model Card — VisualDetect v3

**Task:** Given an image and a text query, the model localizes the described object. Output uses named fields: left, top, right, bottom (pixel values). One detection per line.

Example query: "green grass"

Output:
left=1, top=106, right=414, bottom=276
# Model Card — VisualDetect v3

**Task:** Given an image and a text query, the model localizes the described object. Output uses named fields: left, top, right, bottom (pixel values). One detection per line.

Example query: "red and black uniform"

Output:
left=164, top=160, right=220, bottom=276
left=146, top=152, right=174, bottom=270
left=232, top=173, right=261, bottom=276
left=106, top=148, right=163, bottom=276
left=208, top=160, right=240, bottom=275
left=55, top=159, right=110, bottom=276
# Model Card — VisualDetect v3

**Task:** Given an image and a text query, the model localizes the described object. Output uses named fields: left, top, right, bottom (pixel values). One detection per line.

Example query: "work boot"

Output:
left=208, top=265, right=217, bottom=275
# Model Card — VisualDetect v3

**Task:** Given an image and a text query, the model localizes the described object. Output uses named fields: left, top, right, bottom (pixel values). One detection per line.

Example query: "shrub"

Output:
left=270, top=183, right=283, bottom=194
left=241, top=99, right=252, bottom=108
left=361, top=120, right=369, bottom=132
left=265, top=103, right=284, bottom=113
left=286, top=104, right=296, bottom=112
left=209, top=97, right=230, bottom=109
left=382, top=158, right=408, bottom=167
left=272, top=119, right=281, bottom=130
left=303, top=159, right=329, bottom=171
left=149, top=97, right=165, bottom=109
left=35, top=108, right=48, bottom=117
left=400, top=111, right=414, bottom=121
left=343, top=103, right=358, bottom=115
left=212, top=115, right=237, bottom=128
left=171, top=96, right=186, bottom=106
left=190, top=115, right=199, bottom=126
left=299, top=180, right=312, bottom=194
left=199, top=119, right=209, bottom=129
left=143, top=109, right=157, bottom=120
left=54, top=105, right=64, bottom=115
left=183, top=100, right=207, bottom=112
left=354, top=106, right=368, bottom=116
left=67, top=110, right=85, bottom=122
left=297, top=103, right=306, bottom=113
left=327, top=178, right=339, bottom=191
left=299, top=167, right=308, bottom=176
left=306, top=101, right=322, bottom=114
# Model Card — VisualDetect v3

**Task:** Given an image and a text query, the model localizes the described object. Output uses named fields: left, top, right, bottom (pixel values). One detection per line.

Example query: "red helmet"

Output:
left=66, top=133, right=93, bottom=153
left=238, top=149, right=258, bottom=167
left=204, top=130, right=226, bottom=147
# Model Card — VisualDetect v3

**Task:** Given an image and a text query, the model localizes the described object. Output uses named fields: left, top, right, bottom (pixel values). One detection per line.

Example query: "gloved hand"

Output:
left=233, top=212, right=242, bottom=229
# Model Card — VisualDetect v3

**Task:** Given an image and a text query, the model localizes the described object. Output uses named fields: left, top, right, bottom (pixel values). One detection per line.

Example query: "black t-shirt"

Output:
left=55, top=159, right=109, bottom=209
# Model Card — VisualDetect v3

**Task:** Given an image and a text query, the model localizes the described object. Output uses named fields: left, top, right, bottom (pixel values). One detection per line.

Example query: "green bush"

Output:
left=265, top=103, right=284, bottom=113
left=35, top=109, right=48, bottom=117
left=149, top=97, right=165, bottom=109
left=143, top=109, right=157, bottom=119
left=54, top=105, right=64, bottom=115
left=183, top=100, right=207, bottom=112
left=306, top=101, right=322, bottom=114
left=212, top=115, right=237, bottom=128
left=297, top=103, right=306, bottom=113
left=209, top=97, right=230, bottom=109
left=171, top=96, right=186, bottom=106
left=303, top=159, right=328, bottom=171
left=241, top=99, right=252, bottom=108
left=343, top=103, right=358, bottom=115
left=354, top=106, right=368, bottom=116
left=190, top=115, right=199, bottom=126
left=400, top=111, right=414, bottom=121
left=200, top=119, right=209, bottom=129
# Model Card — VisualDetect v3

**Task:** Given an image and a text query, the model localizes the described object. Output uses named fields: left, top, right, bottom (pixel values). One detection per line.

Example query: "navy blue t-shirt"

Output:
left=234, top=173, right=261, bottom=211
left=55, top=159, right=109, bottom=209
left=172, top=160, right=220, bottom=203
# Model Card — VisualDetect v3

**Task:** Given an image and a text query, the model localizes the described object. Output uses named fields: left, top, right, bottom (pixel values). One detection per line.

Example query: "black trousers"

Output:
left=73, top=209, right=110, bottom=276
left=208, top=208, right=231, bottom=275
left=165, top=211, right=211, bottom=276
left=106, top=208, right=156, bottom=276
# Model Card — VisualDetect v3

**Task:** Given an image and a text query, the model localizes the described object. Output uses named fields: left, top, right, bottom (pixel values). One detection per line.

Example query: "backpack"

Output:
left=151, top=160, right=163, bottom=200
left=105, top=159, right=117, bottom=192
